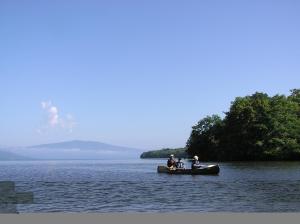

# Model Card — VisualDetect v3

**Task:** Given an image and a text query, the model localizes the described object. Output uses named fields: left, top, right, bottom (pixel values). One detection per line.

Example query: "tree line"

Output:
left=140, top=148, right=187, bottom=159
left=186, top=89, right=300, bottom=161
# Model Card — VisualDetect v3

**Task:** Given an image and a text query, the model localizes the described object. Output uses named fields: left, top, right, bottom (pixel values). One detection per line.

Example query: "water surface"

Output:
left=1, top=160, right=300, bottom=212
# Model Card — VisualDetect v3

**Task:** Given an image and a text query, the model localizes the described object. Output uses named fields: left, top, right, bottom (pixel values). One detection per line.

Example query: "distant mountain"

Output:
left=30, top=140, right=140, bottom=152
left=5, top=140, right=142, bottom=160
left=0, top=149, right=33, bottom=161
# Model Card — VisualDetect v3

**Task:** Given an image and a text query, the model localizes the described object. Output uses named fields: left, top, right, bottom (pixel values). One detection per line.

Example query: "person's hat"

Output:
left=193, top=155, right=198, bottom=160
left=170, top=154, right=174, bottom=157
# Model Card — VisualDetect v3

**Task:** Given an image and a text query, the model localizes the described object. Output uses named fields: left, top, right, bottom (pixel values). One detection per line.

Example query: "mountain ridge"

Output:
left=0, top=149, right=34, bottom=161
left=1, top=140, right=143, bottom=160
left=29, top=140, right=142, bottom=151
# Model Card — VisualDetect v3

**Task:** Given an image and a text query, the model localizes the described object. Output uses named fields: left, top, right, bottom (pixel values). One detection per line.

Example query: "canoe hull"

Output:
left=157, top=165, right=220, bottom=175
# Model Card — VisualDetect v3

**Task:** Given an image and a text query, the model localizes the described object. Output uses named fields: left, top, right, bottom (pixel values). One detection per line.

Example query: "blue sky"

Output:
left=0, top=0, right=300, bottom=149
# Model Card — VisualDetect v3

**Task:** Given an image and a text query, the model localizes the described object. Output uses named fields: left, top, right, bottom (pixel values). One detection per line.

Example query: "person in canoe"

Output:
left=167, top=154, right=176, bottom=169
left=191, top=155, right=201, bottom=169
left=175, top=158, right=185, bottom=169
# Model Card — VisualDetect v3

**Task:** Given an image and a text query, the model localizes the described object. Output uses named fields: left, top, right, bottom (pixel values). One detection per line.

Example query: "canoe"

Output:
left=157, top=165, right=220, bottom=175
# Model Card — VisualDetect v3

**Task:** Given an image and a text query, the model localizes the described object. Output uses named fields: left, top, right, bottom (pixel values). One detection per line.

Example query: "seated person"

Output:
left=191, top=155, right=201, bottom=169
left=167, top=154, right=176, bottom=168
left=176, top=158, right=185, bottom=169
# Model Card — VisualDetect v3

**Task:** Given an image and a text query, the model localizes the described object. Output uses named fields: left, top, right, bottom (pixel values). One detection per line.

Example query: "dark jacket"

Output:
left=191, top=159, right=201, bottom=169
left=167, top=158, right=176, bottom=167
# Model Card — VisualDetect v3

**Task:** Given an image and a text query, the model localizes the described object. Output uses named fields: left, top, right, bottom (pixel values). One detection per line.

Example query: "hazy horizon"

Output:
left=1, top=139, right=145, bottom=150
left=1, top=0, right=300, bottom=149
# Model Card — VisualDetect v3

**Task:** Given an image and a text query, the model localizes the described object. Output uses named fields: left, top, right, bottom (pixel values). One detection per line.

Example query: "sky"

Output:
left=0, top=0, right=300, bottom=149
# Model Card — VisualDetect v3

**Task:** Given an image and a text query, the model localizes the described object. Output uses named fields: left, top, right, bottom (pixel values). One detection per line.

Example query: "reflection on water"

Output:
left=1, top=160, right=300, bottom=212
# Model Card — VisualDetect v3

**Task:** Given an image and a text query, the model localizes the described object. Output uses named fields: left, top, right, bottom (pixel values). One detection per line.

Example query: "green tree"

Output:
left=221, top=92, right=271, bottom=160
left=186, top=115, right=223, bottom=161
left=186, top=89, right=300, bottom=161
left=263, top=94, right=300, bottom=159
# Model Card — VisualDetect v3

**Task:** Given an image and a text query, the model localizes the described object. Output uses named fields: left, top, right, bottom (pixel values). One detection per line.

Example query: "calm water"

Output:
left=1, top=159, right=300, bottom=213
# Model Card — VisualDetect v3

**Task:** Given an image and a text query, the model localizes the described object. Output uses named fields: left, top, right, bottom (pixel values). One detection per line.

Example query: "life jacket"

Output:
left=176, top=162, right=184, bottom=168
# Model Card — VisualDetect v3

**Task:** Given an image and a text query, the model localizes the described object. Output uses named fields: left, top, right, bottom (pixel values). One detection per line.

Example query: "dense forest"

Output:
left=140, top=148, right=187, bottom=159
left=186, top=89, right=300, bottom=161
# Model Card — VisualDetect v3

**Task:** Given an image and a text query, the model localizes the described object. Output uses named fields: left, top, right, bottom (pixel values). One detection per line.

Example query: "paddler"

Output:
left=191, top=155, right=201, bottom=169
left=167, top=154, right=176, bottom=169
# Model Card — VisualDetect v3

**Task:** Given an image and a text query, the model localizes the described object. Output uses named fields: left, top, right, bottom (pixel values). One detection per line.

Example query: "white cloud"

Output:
left=40, top=101, right=59, bottom=127
left=41, top=101, right=51, bottom=109
left=39, top=101, right=76, bottom=133
left=60, top=113, right=77, bottom=133
left=49, top=106, right=59, bottom=127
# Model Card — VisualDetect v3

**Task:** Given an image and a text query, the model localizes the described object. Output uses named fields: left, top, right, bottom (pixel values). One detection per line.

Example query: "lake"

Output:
left=1, top=159, right=300, bottom=213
